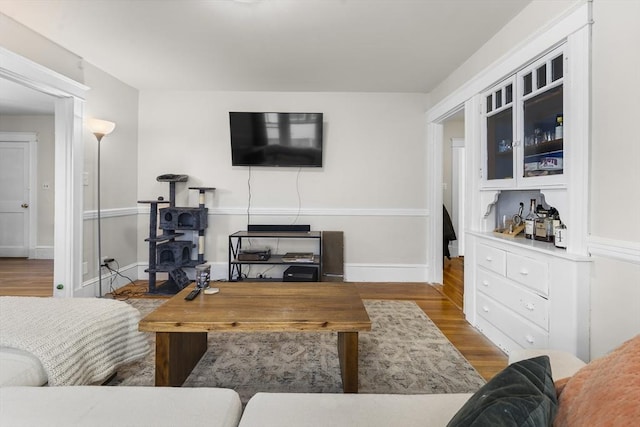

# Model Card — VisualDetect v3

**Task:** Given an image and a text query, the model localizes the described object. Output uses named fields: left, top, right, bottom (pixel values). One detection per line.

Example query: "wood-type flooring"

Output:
left=0, top=256, right=507, bottom=380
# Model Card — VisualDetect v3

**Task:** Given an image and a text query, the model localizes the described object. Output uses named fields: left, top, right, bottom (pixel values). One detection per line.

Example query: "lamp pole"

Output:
left=88, top=118, right=116, bottom=297
left=96, top=133, right=104, bottom=297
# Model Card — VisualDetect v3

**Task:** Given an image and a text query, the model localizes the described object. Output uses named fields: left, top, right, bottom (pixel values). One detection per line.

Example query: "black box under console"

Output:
left=283, top=265, right=318, bottom=282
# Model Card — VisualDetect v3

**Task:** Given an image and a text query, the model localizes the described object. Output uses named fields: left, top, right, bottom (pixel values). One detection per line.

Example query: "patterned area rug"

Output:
left=112, top=299, right=485, bottom=404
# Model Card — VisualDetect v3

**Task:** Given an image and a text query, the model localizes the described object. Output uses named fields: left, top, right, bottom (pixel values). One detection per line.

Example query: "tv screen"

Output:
left=229, top=112, right=323, bottom=167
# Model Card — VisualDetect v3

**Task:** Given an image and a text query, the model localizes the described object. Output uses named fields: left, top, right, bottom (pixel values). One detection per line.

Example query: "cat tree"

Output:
left=138, top=174, right=215, bottom=294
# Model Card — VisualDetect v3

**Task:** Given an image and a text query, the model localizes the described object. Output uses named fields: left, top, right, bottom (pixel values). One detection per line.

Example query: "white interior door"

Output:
left=0, top=140, right=31, bottom=257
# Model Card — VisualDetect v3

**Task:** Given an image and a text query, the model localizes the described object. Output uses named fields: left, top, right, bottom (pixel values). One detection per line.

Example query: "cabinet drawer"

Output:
left=477, top=269, right=550, bottom=331
left=506, top=253, right=549, bottom=295
left=476, top=293, right=549, bottom=350
left=476, top=244, right=506, bottom=275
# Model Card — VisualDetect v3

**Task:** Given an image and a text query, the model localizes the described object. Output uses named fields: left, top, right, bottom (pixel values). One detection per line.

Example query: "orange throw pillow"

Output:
left=554, top=335, right=640, bottom=427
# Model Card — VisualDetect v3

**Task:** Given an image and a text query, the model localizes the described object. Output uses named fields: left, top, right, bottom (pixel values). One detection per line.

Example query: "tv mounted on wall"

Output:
left=229, top=112, right=323, bottom=167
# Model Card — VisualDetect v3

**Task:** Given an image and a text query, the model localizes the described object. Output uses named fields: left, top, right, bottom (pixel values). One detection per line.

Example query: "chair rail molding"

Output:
left=588, top=236, right=640, bottom=265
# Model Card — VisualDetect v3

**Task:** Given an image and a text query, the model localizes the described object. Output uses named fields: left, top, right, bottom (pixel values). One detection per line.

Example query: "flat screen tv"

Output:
left=229, top=112, right=323, bottom=167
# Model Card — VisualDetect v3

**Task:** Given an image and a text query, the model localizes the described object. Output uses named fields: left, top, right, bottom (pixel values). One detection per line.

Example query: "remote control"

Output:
left=184, top=288, right=201, bottom=301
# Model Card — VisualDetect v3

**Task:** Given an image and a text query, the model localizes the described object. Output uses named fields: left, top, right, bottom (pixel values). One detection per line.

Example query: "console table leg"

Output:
left=337, top=331, right=359, bottom=393
left=155, top=331, right=207, bottom=386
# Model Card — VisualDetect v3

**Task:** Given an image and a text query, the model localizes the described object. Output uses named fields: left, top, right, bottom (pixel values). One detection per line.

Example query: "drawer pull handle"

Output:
left=482, top=306, right=490, bottom=313
left=525, top=303, right=535, bottom=311
left=482, top=280, right=489, bottom=287
left=525, top=335, right=535, bottom=344
left=519, top=270, right=529, bottom=276
left=485, top=256, right=493, bottom=262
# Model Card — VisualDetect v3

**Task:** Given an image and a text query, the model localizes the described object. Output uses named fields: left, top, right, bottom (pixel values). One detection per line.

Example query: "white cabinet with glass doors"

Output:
left=481, top=45, right=565, bottom=189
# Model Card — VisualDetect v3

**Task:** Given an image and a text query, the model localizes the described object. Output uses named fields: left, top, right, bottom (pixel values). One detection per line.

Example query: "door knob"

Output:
left=21, top=203, right=29, bottom=208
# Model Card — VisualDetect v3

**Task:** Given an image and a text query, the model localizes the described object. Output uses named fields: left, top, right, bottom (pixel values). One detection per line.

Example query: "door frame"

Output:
left=451, top=137, right=465, bottom=257
left=0, top=132, right=38, bottom=257
left=0, top=47, right=88, bottom=297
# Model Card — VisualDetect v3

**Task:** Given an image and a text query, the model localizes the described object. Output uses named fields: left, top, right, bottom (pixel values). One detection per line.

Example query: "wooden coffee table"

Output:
left=138, top=281, right=371, bottom=392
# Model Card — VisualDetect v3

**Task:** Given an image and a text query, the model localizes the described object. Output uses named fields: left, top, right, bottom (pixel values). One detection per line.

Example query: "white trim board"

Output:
left=80, top=261, right=138, bottom=298
left=136, top=262, right=429, bottom=283
left=85, top=206, right=429, bottom=219
left=34, top=246, right=54, bottom=259
left=588, top=237, right=640, bottom=265
left=83, top=207, right=140, bottom=220
left=135, top=206, right=430, bottom=218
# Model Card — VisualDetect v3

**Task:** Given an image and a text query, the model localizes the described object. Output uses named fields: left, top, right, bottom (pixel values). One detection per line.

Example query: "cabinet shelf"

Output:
left=228, top=231, right=322, bottom=282
left=523, top=139, right=563, bottom=157
left=231, top=254, right=320, bottom=266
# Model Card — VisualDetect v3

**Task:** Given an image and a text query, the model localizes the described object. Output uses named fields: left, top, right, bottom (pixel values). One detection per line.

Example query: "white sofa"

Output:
left=238, top=349, right=586, bottom=427
left=0, top=386, right=243, bottom=427
left=0, top=350, right=586, bottom=427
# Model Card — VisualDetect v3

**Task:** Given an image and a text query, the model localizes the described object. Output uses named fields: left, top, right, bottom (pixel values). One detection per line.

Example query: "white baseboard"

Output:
left=136, top=262, right=429, bottom=283
left=345, top=263, right=429, bottom=282
left=34, top=246, right=54, bottom=259
left=79, top=262, right=139, bottom=297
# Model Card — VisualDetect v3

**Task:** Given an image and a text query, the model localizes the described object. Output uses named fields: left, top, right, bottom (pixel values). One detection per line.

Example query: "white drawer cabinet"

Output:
left=467, top=232, right=591, bottom=360
left=477, top=244, right=506, bottom=275
left=506, top=253, right=549, bottom=295
left=477, top=268, right=549, bottom=330
left=476, top=293, right=549, bottom=350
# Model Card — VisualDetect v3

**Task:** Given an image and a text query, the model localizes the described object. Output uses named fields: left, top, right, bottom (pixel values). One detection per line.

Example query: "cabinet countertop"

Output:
left=469, top=231, right=591, bottom=262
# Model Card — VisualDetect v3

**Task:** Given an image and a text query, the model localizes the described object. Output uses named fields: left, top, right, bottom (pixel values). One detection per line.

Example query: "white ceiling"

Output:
left=0, top=0, right=532, bottom=99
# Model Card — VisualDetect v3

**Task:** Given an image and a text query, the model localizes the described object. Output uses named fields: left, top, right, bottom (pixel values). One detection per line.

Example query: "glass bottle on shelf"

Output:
left=555, top=114, right=563, bottom=140
left=534, top=204, right=549, bottom=241
left=524, top=199, right=537, bottom=240
left=555, top=223, right=567, bottom=248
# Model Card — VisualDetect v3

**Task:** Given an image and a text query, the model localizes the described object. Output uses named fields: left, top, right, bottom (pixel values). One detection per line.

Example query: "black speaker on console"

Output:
left=321, top=231, right=344, bottom=282
left=248, top=224, right=311, bottom=232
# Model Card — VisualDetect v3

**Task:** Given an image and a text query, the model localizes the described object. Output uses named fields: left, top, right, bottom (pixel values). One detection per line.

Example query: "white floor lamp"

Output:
left=88, top=118, right=116, bottom=297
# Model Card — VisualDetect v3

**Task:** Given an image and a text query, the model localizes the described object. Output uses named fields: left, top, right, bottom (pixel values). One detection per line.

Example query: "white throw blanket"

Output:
left=0, top=296, right=149, bottom=386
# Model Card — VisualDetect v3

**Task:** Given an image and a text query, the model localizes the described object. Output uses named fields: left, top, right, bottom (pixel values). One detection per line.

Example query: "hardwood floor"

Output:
left=443, top=256, right=464, bottom=309
left=0, top=257, right=507, bottom=380
left=0, top=258, right=53, bottom=297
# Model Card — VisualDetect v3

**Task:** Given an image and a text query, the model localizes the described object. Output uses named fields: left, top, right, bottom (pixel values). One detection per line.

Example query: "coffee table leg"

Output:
left=337, top=331, right=359, bottom=393
left=155, top=331, right=208, bottom=386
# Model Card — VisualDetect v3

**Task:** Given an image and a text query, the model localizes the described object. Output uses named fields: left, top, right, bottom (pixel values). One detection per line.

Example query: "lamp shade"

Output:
left=88, top=118, right=116, bottom=137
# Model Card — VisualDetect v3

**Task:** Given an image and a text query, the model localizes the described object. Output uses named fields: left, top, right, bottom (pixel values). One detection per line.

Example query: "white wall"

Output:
left=588, top=0, right=640, bottom=358
left=138, top=91, right=430, bottom=281
left=0, top=115, right=55, bottom=253
left=0, top=12, right=83, bottom=83
left=81, top=62, right=139, bottom=293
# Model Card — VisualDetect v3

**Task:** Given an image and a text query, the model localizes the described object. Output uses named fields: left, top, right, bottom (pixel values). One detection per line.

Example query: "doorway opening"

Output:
left=441, top=112, right=465, bottom=309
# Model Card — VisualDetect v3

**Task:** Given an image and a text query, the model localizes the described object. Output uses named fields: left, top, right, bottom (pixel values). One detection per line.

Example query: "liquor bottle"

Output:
left=555, top=114, right=563, bottom=139
left=555, top=223, right=567, bottom=248
left=524, top=199, right=537, bottom=240
left=534, top=204, right=549, bottom=242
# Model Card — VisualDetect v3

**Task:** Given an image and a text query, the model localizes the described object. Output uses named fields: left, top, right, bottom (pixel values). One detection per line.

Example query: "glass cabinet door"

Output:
left=520, top=50, right=564, bottom=179
left=484, top=78, right=515, bottom=182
